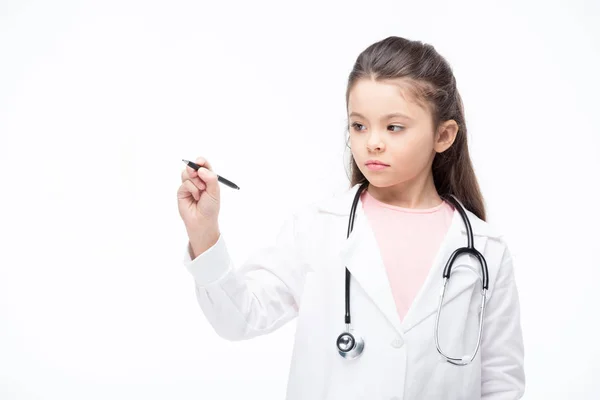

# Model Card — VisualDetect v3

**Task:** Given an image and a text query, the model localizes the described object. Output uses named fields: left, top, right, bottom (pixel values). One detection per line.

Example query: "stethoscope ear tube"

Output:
left=443, top=247, right=489, bottom=290
left=337, top=181, right=369, bottom=359
left=434, top=277, right=488, bottom=366
left=344, top=182, right=369, bottom=325
left=436, top=194, right=489, bottom=365
left=440, top=194, right=489, bottom=289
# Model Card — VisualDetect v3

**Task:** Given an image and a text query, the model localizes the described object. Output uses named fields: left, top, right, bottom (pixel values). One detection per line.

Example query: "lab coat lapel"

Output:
left=400, top=210, right=489, bottom=333
left=317, top=183, right=495, bottom=337
left=337, top=198, right=405, bottom=335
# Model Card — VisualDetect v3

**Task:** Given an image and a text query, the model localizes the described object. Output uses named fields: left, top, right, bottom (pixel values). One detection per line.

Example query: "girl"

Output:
left=177, top=36, right=525, bottom=399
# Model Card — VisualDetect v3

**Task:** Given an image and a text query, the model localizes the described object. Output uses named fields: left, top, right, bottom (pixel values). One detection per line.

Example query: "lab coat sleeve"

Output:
left=182, top=211, right=310, bottom=341
left=480, top=246, right=526, bottom=399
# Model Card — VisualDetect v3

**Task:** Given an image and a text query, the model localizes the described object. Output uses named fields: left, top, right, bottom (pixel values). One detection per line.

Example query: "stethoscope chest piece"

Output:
left=336, top=327, right=365, bottom=359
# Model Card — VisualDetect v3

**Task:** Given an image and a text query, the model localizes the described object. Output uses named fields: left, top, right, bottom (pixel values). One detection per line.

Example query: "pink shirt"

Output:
left=360, top=189, right=455, bottom=322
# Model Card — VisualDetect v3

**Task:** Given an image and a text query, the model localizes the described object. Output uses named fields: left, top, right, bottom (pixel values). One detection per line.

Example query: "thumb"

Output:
left=198, top=167, right=220, bottom=199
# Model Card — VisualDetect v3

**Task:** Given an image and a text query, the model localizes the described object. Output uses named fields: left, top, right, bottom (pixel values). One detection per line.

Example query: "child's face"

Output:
left=347, top=78, right=440, bottom=187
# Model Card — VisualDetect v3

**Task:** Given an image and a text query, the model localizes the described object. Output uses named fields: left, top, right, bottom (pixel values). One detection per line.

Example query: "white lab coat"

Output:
left=182, top=183, right=525, bottom=399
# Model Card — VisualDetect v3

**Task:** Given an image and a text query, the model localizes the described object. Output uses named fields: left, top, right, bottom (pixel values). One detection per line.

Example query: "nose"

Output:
left=366, top=131, right=385, bottom=152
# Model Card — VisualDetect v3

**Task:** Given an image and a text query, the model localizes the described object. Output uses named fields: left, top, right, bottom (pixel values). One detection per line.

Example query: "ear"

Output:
left=434, top=120, right=459, bottom=153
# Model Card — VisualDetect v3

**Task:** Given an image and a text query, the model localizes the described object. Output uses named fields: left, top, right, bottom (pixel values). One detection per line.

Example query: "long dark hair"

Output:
left=344, top=36, right=486, bottom=221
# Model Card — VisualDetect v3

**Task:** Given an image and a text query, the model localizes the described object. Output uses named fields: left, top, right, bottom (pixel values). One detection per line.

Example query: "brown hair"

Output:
left=344, top=36, right=487, bottom=221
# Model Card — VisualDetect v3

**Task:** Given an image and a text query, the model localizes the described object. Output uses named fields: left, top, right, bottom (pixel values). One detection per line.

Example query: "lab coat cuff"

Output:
left=183, top=234, right=233, bottom=286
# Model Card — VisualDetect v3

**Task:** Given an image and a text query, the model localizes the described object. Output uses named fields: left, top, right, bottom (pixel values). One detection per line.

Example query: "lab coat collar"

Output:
left=316, top=183, right=501, bottom=239
left=315, top=183, right=500, bottom=336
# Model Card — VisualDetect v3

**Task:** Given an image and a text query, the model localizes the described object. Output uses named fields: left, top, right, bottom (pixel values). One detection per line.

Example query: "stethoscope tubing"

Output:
left=337, top=180, right=490, bottom=365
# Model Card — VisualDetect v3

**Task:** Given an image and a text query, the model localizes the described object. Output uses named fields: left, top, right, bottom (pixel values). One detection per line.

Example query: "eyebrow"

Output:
left=349, top=111, right=413, bottom=121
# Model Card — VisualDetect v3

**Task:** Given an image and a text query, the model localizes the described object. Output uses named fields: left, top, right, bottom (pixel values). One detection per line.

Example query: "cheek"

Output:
left=350, top=132, right=434, bottom=165
left=391, top=136, right=434, bottom=169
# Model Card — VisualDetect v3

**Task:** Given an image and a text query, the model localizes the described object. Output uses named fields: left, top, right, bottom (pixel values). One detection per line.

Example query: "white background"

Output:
left=1, top=0, right=599, bottom=398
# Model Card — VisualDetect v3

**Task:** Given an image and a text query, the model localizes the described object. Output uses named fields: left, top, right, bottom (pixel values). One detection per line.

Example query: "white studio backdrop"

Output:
left=0, top=0, right=598, bottom=398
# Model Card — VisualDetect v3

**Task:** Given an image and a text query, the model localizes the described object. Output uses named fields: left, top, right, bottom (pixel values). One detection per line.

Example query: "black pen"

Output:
left=182, top=159, right=240, bottom=190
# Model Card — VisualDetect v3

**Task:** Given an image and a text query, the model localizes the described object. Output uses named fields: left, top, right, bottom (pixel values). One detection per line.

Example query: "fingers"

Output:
left=194, top=156, right=213, bottom=172
left=182, top=166, right=196, bottom=181
left=197, top=166, right=217, bottom=184
left=181, top=167, right=206, bottom=189
left=183, top=164, right=199, bottom=180
left=180, top=156, right=218, bottom=201
left=181, top=156, right=213, bottom=184
left=182, top=180, right=201, bottom=201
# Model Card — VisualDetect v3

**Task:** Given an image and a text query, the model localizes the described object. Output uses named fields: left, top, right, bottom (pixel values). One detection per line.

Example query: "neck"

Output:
left=366, top=172, right=442, bottom=209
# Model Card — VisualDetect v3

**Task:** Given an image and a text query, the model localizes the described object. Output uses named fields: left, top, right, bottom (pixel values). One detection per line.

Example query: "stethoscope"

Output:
left=335, top=180, right=489, bottom=366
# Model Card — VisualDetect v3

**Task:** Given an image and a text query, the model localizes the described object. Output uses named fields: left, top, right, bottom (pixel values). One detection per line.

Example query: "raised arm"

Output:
left=183, top=212, right=311, bottom=341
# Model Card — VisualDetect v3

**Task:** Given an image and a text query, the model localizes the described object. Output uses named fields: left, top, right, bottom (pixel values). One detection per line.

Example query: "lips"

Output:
left=366, top=163, right=388, bottom=171
left=365, top=161, right=389, bottom=166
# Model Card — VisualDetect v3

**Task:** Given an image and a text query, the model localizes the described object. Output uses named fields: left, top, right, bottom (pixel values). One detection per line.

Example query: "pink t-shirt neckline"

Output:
left=363, top=190, right=448, bottom=214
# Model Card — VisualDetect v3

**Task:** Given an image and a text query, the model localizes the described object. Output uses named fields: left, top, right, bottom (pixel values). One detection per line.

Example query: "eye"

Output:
left=350, top=122, right=405, bottom=133
left=389, top=125, right=405, bottom=132
left=350, top=122, right=365, bottom=132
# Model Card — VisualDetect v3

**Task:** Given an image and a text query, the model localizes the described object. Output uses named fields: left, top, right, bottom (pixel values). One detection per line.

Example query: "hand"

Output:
left=177, top=156, right=221, bottom=233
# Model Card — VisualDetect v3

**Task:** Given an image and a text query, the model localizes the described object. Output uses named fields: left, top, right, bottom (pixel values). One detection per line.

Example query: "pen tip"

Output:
left=182, top=159, right=189, bottom=163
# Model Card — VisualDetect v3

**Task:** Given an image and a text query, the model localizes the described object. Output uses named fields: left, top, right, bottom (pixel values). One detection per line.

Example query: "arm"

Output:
left=480, top=247, right=526, bottom=399
left=182, top=211, right=311, bottom=341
